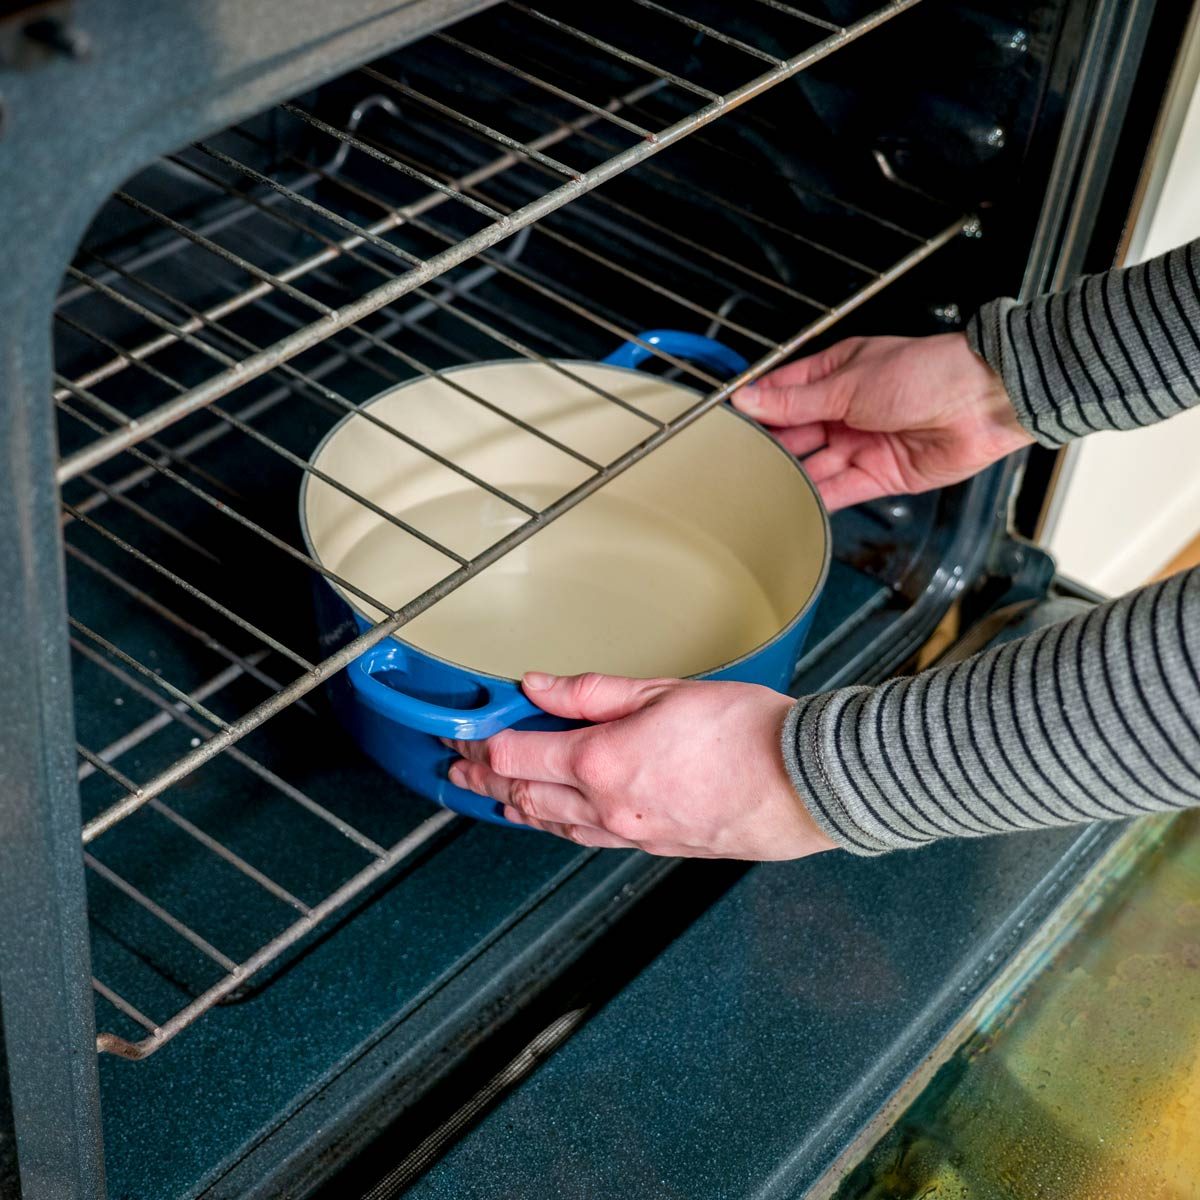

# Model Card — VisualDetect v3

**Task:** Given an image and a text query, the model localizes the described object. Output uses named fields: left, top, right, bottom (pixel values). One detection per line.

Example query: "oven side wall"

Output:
left=0, top=5, right=495, bottom=1198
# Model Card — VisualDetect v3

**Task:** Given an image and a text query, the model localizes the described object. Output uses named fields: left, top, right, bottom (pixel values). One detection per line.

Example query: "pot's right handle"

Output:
left=602, top=329, right=749, bottom=379
left=349, top=642, right=542, bottom=740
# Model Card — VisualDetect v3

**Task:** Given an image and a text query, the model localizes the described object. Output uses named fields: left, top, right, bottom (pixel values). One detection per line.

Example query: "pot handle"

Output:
left=349, top=642, right=542, bottom=739
left=602, top=329, right=749, bottom=378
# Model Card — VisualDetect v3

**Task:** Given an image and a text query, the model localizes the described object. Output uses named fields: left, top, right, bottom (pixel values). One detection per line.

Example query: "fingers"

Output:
left=732, top=343, right=858, bottom=427
left=520, top=671, right=669, bottom=722
left=815, top=467, right=892, bottom=511
left=801, top=426, right=876, bottom=483
left=800, top=442, right=852, bottom=484
left=510, top=814, right=641, bottom=850
left=740, top=340, right=858, bottom=392
left=443, top=727, right=589, bottom=785
left=449, top=758, right=598, bottom=825
left=503, top=808, right=694, bottom=856
left=773, top=422, right=827, bottom=458
left=441, top=674, right=671, bottom=788
left=450, top=761, right=641, bottom=849
left=734, top=376, right=845, bottom=428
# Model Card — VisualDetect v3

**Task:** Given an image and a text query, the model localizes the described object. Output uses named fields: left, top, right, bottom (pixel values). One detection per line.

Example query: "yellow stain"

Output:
left=838, top=812, right=1200, bottom=1199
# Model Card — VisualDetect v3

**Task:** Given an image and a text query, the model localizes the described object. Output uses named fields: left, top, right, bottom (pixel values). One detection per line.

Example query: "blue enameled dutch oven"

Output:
left=300, top=331, right=830, bottom=825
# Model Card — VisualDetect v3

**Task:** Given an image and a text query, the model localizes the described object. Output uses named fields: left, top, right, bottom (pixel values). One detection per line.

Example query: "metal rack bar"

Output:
left=92, top=977, right=159, bottom=1036
left=170, top=149, right=670, bottom=428
left=143, top=800, right=311, bottom=914
left=70, top=617, right=228, bottom=731
left=78, top=741, right=310, bottom=914
left=90, top=241, right=610, bottom=467
left=57, top=298, right=472, bottom=565
left=71, top=635, right=387, bottom=856
left=380, top=91, right=835, bottom=314
left=75, top=466, right=222, bottom=565
left=579, top=109, right=892, bottom=274
left=615, top=96, right=934, bottom=241
left=60, top=272, right=499, bottom=528
left=56, top=0, right=923, bottom=484
left=54, top=139, right=341, bottom=310
left=213, top=135, right=738, bottom=392
left=52, top=75, right=664, bottom=414
left=434, top=32, right=656, bottom=140
left=548, top=188, right=825, bottom=308
left=66, top=541, right=310, bottom=719
left=55, top=310, right=239, bottom=504
left=747, top=0, right=842, bottom=35
left=114, top=191, right=334, bottom=316
left=75, top=650, right=272, bottom=782
left=83, top=210, right=653, bottom=458
left=84, top=852, right=239, bottom=973
left=76, top=216, right=966, bottom=847
left=357, top=68, right=582, bottom=178
left=508, top=6, right=723, bottom=101
left=625, top=0, right=786, bottom=65
left=281, top=101, right=509, bottom=218
left=95, top=807, right=457, bottom=1059
left=60, top=376, right=408, bottom=619
left=398, top=82, right=877, bottom=295
left=331, top=116, right=787, bottom=349
left=65, top=501, right=315, bottom=673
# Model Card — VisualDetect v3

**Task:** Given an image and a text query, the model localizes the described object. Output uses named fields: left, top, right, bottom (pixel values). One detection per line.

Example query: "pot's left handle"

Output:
left=349, top=642, right=542, bottom=740
left=602, top=329, right=749, bottom=379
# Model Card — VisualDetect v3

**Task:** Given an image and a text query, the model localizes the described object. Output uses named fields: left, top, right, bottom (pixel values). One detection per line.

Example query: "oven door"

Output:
left=304, top=588, right=1137, bottom=1200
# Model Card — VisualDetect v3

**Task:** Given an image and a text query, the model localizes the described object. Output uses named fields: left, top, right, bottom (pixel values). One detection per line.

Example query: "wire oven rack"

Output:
left=54, top=0, right=967, bottom=1060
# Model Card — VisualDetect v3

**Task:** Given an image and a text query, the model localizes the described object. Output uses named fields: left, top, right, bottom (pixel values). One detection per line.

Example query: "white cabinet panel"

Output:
left=1041, top=5, right=1200, bottom=594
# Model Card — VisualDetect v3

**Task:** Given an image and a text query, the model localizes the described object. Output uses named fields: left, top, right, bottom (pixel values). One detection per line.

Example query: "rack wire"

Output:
left=52, top=0, right=968, bottom=1059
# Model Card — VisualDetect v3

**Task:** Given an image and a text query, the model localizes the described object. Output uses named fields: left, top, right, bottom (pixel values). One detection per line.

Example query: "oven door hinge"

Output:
left=0, top=1, right=88, bottom=68
left=971, top=531, right=1058, bottom=617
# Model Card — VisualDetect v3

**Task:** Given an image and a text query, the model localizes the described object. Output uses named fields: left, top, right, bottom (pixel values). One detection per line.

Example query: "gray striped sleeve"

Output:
left=966, top=239, right=1200, bottom=446
left=786, top=568, right=1200, bottom=855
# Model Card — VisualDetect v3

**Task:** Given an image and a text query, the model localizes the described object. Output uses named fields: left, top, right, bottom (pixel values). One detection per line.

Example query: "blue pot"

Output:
left=301, top=331, right=830, bottom=826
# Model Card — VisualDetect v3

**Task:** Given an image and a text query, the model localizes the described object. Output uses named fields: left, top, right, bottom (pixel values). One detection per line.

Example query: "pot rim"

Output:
left=299, top=357, right=832, bottom=686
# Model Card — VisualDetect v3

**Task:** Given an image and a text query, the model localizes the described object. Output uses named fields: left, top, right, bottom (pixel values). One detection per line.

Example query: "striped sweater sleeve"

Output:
left=786, top=569, right=1200, bottom=855
left=966, top=238, right=1200, bottom=445
left=788, top=240, right=1200, bottom=854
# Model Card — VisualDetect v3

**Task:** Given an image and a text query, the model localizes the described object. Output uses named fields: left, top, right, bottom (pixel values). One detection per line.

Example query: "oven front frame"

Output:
left=0, top=0, right=1163, bottom=1197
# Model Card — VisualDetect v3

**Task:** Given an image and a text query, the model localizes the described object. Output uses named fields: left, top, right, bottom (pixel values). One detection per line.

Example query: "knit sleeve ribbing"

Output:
left=966, top=239, right=1200, bottom=447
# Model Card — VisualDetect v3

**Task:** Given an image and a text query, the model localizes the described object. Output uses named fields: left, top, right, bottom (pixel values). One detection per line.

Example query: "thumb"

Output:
left=522, top=672, right=666, bottom=722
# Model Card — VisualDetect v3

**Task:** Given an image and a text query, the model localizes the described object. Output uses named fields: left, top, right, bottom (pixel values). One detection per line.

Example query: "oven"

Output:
left=0, top=1, right=1183, bottom=1197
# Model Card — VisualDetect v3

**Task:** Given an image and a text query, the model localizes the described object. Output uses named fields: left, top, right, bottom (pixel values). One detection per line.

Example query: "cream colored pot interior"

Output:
left=303, top=361, right=826, bottom=680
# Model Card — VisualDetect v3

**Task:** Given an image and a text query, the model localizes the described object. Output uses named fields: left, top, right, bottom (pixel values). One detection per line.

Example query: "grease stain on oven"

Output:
left=837, top=810, right=1200, bottom=1198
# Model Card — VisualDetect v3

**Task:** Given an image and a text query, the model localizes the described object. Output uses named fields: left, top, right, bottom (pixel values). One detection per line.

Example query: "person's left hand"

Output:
left=444, top=672, right=837, bottom=860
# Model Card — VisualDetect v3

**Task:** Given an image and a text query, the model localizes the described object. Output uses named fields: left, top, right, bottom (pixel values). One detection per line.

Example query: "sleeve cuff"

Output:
left=780, top=692, right=892, bottom=857
left=966, top=302, right=1073, bottom=448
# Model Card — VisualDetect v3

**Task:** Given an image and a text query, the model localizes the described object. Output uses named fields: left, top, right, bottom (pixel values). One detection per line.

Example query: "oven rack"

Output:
left=53, top=1, right=971, bottom=1061
left=57, top=0, right=924, bottom=486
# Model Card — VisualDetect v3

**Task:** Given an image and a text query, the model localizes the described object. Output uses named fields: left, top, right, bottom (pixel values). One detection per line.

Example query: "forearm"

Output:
left=967, top=239, right=1200, bottom=446
left=785, top=566, right=1200, bottom=855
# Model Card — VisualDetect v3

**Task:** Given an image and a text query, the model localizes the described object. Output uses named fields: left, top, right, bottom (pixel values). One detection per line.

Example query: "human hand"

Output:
left=732, top=332, right=1031, bottom=510
left=444, top=672, right=837, bottom=860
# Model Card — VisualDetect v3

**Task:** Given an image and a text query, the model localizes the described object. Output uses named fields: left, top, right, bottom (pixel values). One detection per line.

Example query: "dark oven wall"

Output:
left=2, top=2, right=1123, bottom=1200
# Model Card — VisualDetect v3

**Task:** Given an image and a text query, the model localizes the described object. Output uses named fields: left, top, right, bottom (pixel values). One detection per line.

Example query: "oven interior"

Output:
left=23, top=1, right=1089, bottom=1196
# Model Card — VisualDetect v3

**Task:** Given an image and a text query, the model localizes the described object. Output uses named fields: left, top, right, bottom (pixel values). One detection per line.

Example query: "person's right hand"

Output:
left=731, top=332, right=1033, bottom=511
